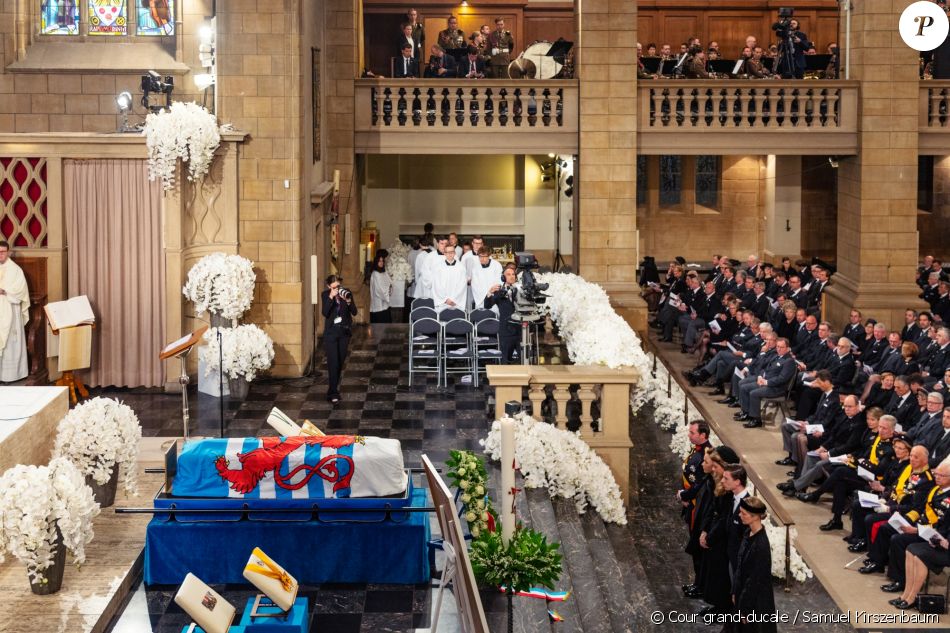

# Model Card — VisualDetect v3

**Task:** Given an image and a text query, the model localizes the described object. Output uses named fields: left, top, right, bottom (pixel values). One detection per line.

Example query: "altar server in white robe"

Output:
left=470, top=247, right=503, bottom=311
left=412, top=239, right=433, bottom=300
left=0, top=240, right=29, bottom=382
left=423, top=235, right=449, bottom=299
left=430, top=247, right=468, bottom=312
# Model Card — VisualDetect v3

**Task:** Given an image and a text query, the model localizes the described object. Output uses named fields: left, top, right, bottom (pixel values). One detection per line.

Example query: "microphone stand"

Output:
left=218, top=326, right=225, bottom=438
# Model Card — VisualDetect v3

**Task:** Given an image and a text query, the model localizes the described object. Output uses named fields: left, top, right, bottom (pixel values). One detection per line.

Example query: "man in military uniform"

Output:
left=488, top=17, right=514, bottom=79
left=676, top=420, right=711, bottom=598
left=406, top=8, right=425, bottom=56
left=471, top=32, right=491, bottom=67
left=685, top=48, right=711, bottom=78
left=437, top=16, right=466, bottom=61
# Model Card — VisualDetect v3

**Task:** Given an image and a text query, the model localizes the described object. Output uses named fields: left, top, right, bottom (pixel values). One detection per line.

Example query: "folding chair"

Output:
left=410, top=306, right=437, bottom=322
left=469, top=308, right=495, bottom=324
left=409, top=317, right=442, bottom=386
left=442, top=318, right=475, bottom=386
left=411, top=297, right=435, bottom=310
left=474, top=318, right=502, bottom=387
left=759, top=370, right=799, bottom=427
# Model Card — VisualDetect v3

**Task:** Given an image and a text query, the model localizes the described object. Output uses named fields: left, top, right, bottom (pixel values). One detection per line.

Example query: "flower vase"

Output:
left=228, top=377, right=250, bottom=400
left=85, top=465, right=120, bottom=508
left=29, top=525, right=66, bottom=595
left=209, top=311, right=232, bottom=329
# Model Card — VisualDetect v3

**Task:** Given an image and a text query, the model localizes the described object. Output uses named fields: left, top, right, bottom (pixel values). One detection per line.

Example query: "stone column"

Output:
left=576, top=0, right=646, bottom=331
left=824, top=0, right=927, bottom=330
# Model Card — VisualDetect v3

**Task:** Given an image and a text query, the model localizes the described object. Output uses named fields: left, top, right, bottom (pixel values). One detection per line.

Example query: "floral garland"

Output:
left=445, top=450, right=495, bottom=538
left=482, top=414, right=627, bottom=525
left=538, top=272, right=812, bottom=581
left=0, top=458, right=100, bottom=583
left=52, top=397, right=142, bottom=496
left=144, top=101, right=221, bottom=191
left=386, top=239, right=414, bottom=284
left=201, top=324, right=275, bottom=381
left=182, top=252, right=257, bottom=321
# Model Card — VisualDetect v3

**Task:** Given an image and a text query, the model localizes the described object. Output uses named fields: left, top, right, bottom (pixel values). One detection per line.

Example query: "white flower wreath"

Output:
left=0, top=459, right=100, bottom=583
left=53, top=397, right=142, bottom=496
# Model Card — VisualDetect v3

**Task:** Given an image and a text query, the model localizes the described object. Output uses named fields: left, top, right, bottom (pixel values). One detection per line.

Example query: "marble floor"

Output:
left=95, top=323, right=861, bottom=632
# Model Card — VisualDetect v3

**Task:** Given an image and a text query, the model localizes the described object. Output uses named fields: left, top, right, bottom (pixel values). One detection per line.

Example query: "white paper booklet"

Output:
left=917, top=524, right=940, bottom=543
left=887, top=512, right=912, bottom=531
left=857, top=491, right=885, bottom=509
left=708, top=320, right=721, bottom=334
left=856, top=466, right=875, bottom=481
left=829, top=454, right=850, bottom=464
left=805, top=424, right=824, bottom=435
left=266, top=407, right=302, bottom=436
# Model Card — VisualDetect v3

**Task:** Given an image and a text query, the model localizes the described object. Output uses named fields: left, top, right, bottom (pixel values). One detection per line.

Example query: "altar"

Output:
left=0, top=386, right=68, bottom=472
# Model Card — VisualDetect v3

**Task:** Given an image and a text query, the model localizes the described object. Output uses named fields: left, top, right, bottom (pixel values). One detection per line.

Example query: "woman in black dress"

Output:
left=321, top=274, right=358, bottom=404
left=732, top=497, right=776, bottom=633
left=773, top=302, right=799, bottom=343
left=698, top=447, right=740, bottom=617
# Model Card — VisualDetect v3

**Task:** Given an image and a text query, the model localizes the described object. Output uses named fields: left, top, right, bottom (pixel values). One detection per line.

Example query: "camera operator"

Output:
left=772, top=14, right=811, bottom=79
left=485, top=265, right=521, bottom=364
left=321, top=274, right=358, bottom=404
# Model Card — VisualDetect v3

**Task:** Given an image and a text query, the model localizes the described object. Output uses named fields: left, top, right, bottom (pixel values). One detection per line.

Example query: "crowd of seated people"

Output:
left=646, top=251, right=950, bottom=614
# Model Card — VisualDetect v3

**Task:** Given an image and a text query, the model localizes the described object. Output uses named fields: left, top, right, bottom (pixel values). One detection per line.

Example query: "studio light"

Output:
left=193, top=73, right=215, bottom=90
left=547, top=152, right=555, bottom=158
left=115, top=91, right=137, bottom=133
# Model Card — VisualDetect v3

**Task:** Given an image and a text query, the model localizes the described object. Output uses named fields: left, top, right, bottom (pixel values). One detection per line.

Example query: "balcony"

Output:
left=354, top=79, right=578, bottom=155
left=637, top=80, right=859, bottom=155
left=919, top=81, right=950, bottom=155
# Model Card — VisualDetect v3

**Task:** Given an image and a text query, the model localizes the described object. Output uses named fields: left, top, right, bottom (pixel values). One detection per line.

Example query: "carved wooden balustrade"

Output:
left=354, top=79, right=578, bottom=154
left=637, top=79, right=859, bottom=155
left=920, top=80, right=950, bottom=154
left=486, top=364, right=638, bottom=502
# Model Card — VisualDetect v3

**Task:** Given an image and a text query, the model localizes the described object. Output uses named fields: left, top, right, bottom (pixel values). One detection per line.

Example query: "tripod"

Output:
left=776, top=29, right=798, bottom=79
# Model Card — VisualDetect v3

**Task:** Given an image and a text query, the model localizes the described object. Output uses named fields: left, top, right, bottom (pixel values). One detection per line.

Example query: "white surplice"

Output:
left=0, top=258, right=29, bottom=382
left=470, top=259, right=503, bottom=310
left=430, top=257, right=468, bottom=312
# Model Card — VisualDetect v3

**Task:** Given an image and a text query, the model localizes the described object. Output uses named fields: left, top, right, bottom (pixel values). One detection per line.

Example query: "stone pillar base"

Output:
left=823, top=273, right=928, bottom=332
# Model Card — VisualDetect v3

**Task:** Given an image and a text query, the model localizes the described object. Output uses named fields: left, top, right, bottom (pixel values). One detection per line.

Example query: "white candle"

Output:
left=500, top=417, right=516, bottom=545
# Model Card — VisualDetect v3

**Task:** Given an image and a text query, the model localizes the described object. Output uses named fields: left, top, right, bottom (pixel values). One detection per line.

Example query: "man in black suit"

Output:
left=423, top=44, right=457, bottom=78
left=786, top=274, right=807, bottom=309
left=484, top=265, right=519, bottom=363
left=457, top=45, right=486, bottom=78
left=929, top=408, right=950, bottom=468
left=767, top=270, right=789, bottom=301
left=933, top=282, right=950, bottom=324
left=909, top=391, right=945, bottom=441
left=735, top=337, right=797, bottom=428
left=885, top=376, right=918, bottom=430
left=796, top=336, right=855, bottom=416
left=748, top=281, right=770, bottom=322
left=900, top=309, right=920, bottom=342
left=805, top=265, right=829, bottom=315
left=843, top=309, right=866, bottom=350
left=393, top=43, right=418, bottom=78
left=923, top=327, right=950, bottom=380
left=861, top=322, right=890, bottom=370
left=776, top=370, right=840, bottom=477
left=792, top=313, right=818, bottom=356
left=718, top=266, right=737, bottom=296
left=396, top=22, right=421, bottom=67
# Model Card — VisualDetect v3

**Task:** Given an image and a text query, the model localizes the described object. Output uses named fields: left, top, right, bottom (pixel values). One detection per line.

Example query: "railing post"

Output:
left=485, top=365, right=532, bottom=420
left=577, top=383, right=596, bottom=436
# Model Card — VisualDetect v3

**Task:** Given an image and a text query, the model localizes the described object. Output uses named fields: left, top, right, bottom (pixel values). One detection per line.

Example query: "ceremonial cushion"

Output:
left=173, top=435, right=407, bottom=500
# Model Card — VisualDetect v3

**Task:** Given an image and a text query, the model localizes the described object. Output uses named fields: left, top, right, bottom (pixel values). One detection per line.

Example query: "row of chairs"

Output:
left=408, top=300, right=506, bottom=387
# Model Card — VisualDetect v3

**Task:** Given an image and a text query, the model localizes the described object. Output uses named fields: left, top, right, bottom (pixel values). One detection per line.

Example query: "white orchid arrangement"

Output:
left=144, top=101, right=221, bottom=191
left=182, top=253, right=257, bottom=321
left=52, top=397, right=142, bottom=496
left=539, top=272, right=812, bottom=582
left=481, top=414, right=627, bottom=525
left=201, top=324, right=275, bottom=381
left=0, top=458, right=100, bottom=583
left=386, top=239, right=414, bottom=284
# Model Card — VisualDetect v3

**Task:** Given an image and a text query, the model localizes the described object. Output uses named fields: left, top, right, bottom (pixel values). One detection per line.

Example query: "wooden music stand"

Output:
left=50, top=323, right=95, bottom=405
left=160, top=326, right=208, bottom=440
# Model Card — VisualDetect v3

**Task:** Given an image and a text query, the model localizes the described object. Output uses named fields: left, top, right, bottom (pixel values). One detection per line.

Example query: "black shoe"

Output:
left=842, top=534, right=858, bottom=542
left=717, top=396, right=735, bottom=405
left=819, top=518, right=843, bottom=531
left=796, top=491, right=820, bottom=503
left=684, top=586, right=703, bottom=599
left=681, top=345, right=690, bottom=354
left=681, top=583, right=697, bottom=594
left=776, top=481, right=795, bottom=492
left=734, top=412, right=749, bottom=421
left=683, top=369, right=698, bottom=385
left=660, top=336, right=673, bottom=343
left=782, top=487, right=798, bottom=497
left=848, top=540, right=868, bottom=552
left=859, top=561, right=884, bottom=574
left=880, top=582, right=904, bottom=593
left=710, top=385, right=725, bottom=396
left=775, top=457, right=796, bottom=466
left=863, top=558, right=873, bottom=566
left=728, top=402, right=741, bottom=409
left=743, top=418, right=763, bottom=428
left=786, top=471, right=798, bottom=477
left=888, top=598, right=917, bottom=610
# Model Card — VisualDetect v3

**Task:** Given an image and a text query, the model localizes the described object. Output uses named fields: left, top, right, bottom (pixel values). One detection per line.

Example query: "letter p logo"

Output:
left=901, top=2, right=949, bottom=51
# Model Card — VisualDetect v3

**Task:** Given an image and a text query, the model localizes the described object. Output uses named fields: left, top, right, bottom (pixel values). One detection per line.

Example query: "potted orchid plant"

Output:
left=0, top=458, right=100, bottom=594
left=144, top=101, right=221, bottom=191
left=52, top=397, right=142, bottom=507
left=182, top=252, right=257, bottom=325
left=200, top=324, right=275, bottom=400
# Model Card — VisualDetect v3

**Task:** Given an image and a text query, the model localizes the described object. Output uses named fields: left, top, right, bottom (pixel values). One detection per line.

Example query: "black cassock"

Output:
left=699, top=492, right=733, bottom=612
left=732, top=527, right=776, bottom=633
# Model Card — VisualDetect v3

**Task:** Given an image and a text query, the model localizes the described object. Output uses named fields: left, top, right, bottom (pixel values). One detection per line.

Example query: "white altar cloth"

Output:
left=0, top=386, right=68, bottom=471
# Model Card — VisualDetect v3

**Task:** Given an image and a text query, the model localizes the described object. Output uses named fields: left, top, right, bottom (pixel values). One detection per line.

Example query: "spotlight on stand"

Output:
left=141, top=70, right=174, bottom=113
left=827, top=156, right=839, bottom=169
left=564, top=174, right=574, bottom=198
left=114, top=91, right=138, bottom=132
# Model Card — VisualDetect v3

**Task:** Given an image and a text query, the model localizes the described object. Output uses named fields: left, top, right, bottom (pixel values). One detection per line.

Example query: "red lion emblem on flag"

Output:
left=214, top=435, right=359, bottom=495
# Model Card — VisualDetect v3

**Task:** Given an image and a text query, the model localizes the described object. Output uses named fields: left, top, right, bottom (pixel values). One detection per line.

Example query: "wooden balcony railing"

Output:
left=486, top=364, right=638, bottom=502
left=354, top=78, right=578, bottom=154
left=919, top=80, right=950, bottom=154
left=637, top=79, right=859, bottom=155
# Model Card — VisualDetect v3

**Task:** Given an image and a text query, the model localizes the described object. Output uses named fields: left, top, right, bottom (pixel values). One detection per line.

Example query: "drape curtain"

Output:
left=64, top=159, right=165, bottom=388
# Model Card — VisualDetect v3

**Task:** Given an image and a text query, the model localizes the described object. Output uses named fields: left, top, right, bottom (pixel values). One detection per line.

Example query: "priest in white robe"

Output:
left=470, top=247, right=503, bottom=310
left=430, top=247, right=467, bottom=312
left=412, top=243, right=432, bottom=300
left=0, top=241, right=30, bottom=382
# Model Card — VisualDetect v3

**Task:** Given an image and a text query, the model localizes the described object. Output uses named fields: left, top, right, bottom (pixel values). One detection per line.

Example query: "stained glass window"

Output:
left=659, top=155, right=682, bottom=207
left=137, top=0, right=174, bottom=36
left=41, top=0, right=80, bottom=35
left=695, top=155, right=720, bottom=209
left=88, top=0, right=127, bottom=36
left=636, top=156, right=647, bottom=206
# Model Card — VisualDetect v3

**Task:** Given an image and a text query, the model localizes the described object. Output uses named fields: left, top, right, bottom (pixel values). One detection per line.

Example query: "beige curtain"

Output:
left=64, top=159, right=165, bottom=388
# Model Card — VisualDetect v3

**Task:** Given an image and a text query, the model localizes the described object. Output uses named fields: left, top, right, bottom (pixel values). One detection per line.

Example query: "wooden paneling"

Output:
left=706, top=14, right=766, bottom=56
left=524, top=13, right=574, bottom=48
left=661, top=15, right=701, bottom=49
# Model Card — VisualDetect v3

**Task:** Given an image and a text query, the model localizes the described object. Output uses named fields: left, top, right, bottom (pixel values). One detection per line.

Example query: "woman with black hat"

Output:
left=732, top=496, right=776, bottom=633
left=697, top=446, right=740, bottom=617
